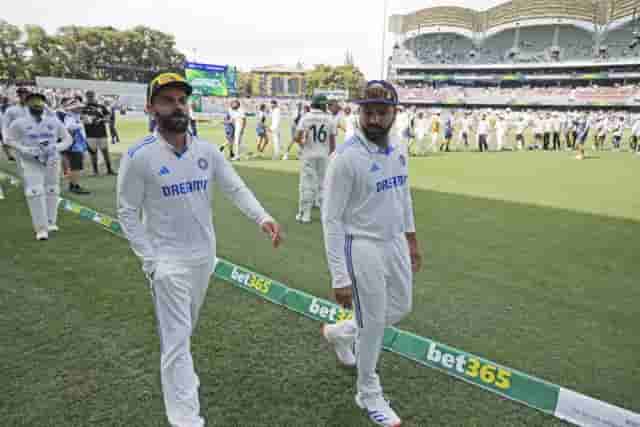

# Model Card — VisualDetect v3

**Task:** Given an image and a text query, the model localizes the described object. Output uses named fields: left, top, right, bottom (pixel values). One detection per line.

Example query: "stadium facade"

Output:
left=387, top=0, right=640, bottom=108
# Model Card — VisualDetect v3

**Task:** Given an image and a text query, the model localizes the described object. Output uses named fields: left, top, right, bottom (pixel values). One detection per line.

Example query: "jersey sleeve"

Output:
left=329, top=117, right=338, bottom=136
left=55, top=121, right=73, bottom=152
left=321, top=153, right=355, bottom=289
left=211, top=147, right=272, bottom=225
left=117, top=153, right=156, bottom=271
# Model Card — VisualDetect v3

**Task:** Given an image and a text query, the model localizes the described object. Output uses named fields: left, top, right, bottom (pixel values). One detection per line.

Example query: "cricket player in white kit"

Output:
left=1, top=87, right=30, bottom=161
left=269, top=100, right=281, bottom=160
left=294, top=94, right=336, bottom=223
left=117, top=73, right=282, bottom=427
left=8, top=93, right=72, bottom=240
left=321, top=81, right=423, bottom=427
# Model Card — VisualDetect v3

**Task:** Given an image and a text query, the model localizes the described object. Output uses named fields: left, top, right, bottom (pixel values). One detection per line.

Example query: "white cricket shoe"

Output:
left=355, top=393, right=401, bottom=427
left=48, top=224, right=59, bottom=232
left=282, top=153, right=289, bottom=160
left=295, top=212, right=311, bottom=224
left=36, top=230, right=49, bottom=241
left=321, top=323, right=356, bottom=367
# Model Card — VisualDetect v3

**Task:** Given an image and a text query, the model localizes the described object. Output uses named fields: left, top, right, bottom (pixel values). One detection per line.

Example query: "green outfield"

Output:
left=1, top=117, right=638, bottom=426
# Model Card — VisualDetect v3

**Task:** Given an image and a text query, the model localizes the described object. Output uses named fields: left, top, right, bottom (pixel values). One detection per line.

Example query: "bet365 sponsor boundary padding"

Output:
left=1, top=171, right=639, bottom=427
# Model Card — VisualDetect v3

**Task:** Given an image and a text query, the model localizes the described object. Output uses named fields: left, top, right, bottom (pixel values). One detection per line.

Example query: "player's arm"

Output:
left=403, top=175, right=422, bottom=273
left=54, top=122, right=73, bottom=152
left=322, top=154, right=354, bottom=306
left=116, top=154, right=156, bottom=277
left=294, top=116, right=305, bottom=145
left=7, top=121, right=37, bottom=157
left=329, top=119, right=337, bottom=154
left=212, top=149, right=281, bottom=247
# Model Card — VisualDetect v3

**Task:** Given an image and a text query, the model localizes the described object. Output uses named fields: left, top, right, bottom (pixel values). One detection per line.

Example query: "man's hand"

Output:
left=406, top=232, right=423, bottom=273
left=333, top=287, right=353, bottom=309
left=261, top=220, right=283, bottom=248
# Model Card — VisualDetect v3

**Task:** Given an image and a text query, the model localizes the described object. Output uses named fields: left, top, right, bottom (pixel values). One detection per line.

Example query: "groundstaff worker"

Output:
left=8, top=93, right=72, bottom=240
left=117, top=72, right=282, bottom=427
left=321, top=81, right=423, bottom=427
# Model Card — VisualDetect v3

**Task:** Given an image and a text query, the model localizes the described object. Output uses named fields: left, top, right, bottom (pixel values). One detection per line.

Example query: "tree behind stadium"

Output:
left=0, top=20, right=185, bottom=83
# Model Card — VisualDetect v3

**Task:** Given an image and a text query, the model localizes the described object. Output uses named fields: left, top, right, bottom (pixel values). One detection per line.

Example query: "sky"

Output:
left=4, top=0, right=509, bottom=80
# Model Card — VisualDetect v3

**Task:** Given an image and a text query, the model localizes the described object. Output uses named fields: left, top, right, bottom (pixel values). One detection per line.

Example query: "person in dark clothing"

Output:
left=82, top=90, right=116, bottom=175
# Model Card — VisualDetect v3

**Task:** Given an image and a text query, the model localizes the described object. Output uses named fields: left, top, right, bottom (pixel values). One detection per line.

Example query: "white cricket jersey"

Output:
left=117, top=132, right=272, bottom=266
left=2, top=104, right=28, bottom=142
left=395, top=112, right=409, bottom=137
left=477, top=120, right=489, bottom=136
left=461, top=117, right=472, bottom=133
left=322, top=129, right=415, bottom=289
left=229, top=107, right=246, bottom=131
left=632, top=120, right=640, bottom=137
left=296, top=108, right=336, bottom=159
left=8, top=113, right=71, bottom=158
left=270, top=107, right=281, bottom=131
left=344, top=114, right=358, bottom=138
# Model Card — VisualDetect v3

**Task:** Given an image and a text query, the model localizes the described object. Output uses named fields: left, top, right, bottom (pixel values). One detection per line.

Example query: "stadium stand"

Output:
left=409, top=33, right=475, bottom=65
left=392, top=0, right=638, bottom=66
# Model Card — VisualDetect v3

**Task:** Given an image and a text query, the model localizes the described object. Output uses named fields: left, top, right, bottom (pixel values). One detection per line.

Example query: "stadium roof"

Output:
left=390, top=0, right=635, bottom=35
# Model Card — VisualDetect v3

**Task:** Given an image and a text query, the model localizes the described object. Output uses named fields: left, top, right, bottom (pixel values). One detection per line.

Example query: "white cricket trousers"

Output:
left=340, top=234, right=413, bottom=396
left=299, top=156, right=328, bottom=215
left=415, top=130, right=426, bottom=155
left=233, top=130, right=244, bottom=158
left=271, top=129, right=281, bottom=159
left=16, top=155, right=60, bottom=232
left=151, top=257, right=215, bottom=427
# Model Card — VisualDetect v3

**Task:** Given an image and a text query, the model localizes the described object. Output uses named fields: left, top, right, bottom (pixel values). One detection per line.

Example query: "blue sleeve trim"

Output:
left=128, top=136, right=156, bottom=158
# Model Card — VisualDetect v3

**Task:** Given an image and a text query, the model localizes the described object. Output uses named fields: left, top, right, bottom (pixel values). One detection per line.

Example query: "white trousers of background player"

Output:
left=270, top=129, right=281, bottom=160
left=430, top=131, right=439, bottom=152
left=17, top=155, right=60, bottom=231
left=415, top=129, right=427, bottom=155
left=336, top=234, right=412, bottom=396
left=496, top=128, right=506, bottom=151
left=233, top=129, right=244, bottom=159
left=299, top=157, right=328, bottom=220
left=151, top=258, right=214, bottom=427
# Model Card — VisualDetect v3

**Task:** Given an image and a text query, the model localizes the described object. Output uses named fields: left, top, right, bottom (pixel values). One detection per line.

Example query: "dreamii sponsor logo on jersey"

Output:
left=376, top=175, right=408, bottom=193
left=161, top=179, right=208, bottom=197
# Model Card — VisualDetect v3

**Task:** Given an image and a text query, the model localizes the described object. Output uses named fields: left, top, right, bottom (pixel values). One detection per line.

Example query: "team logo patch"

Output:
left=47, top=124, right=54, bottom=131
left=159, top=166, right=170, bottom=176
left=370, top=163, right=381, bottom=173
left=198, top=158, right=208, bottom=170
left=399, top=154, right=406, bottom=167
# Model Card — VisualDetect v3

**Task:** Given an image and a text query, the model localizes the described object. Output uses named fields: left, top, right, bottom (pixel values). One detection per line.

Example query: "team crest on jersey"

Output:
left=47, top=124, right=54, bottom=131
left=198, top=158, right=208, bottom=170
left=399, top=154, right=406, bottom=167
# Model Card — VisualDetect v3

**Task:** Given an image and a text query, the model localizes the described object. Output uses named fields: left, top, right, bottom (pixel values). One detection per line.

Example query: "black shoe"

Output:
left=107, top=170, right=117, bottom=176
left=69, top=184, right=91, bottom=195
left=8, top=156, right=15, bottom=161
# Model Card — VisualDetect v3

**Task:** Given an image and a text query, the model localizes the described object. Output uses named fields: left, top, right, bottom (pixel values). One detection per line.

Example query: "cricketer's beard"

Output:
left=157, top=110, right=190, bottom=133
left=362, top=121, right=394, bottom=145
left=28, top=106, right=44, bottom=118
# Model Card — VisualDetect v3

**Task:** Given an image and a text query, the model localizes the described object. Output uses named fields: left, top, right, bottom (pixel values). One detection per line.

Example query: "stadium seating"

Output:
left=409, top=33, right=475, bottom=65
left=603, top=21, right=638, bottom=58
left=557, top=25, right=595, bottom=60
left=391, top=1, right=639, bottom=65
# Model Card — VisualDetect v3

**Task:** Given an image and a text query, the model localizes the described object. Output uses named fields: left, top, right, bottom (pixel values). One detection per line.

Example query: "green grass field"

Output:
left=1, top=117, right=639, bottom=426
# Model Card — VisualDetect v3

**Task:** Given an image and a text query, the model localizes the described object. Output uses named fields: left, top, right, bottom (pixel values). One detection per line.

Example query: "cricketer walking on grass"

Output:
left=117, top=72, right=282, bottom=427
left=7, top=92, right=72, bottom=241
left=321, top=80, right=423, bottom=427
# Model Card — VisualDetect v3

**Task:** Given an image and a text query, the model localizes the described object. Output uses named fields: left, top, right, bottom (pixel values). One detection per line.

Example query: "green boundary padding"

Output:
left=2, top=172, right=563, bottom=417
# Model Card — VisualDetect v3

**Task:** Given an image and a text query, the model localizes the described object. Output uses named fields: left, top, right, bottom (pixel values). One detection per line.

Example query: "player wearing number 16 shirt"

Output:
left=294, top=94, right=336, bottom=224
